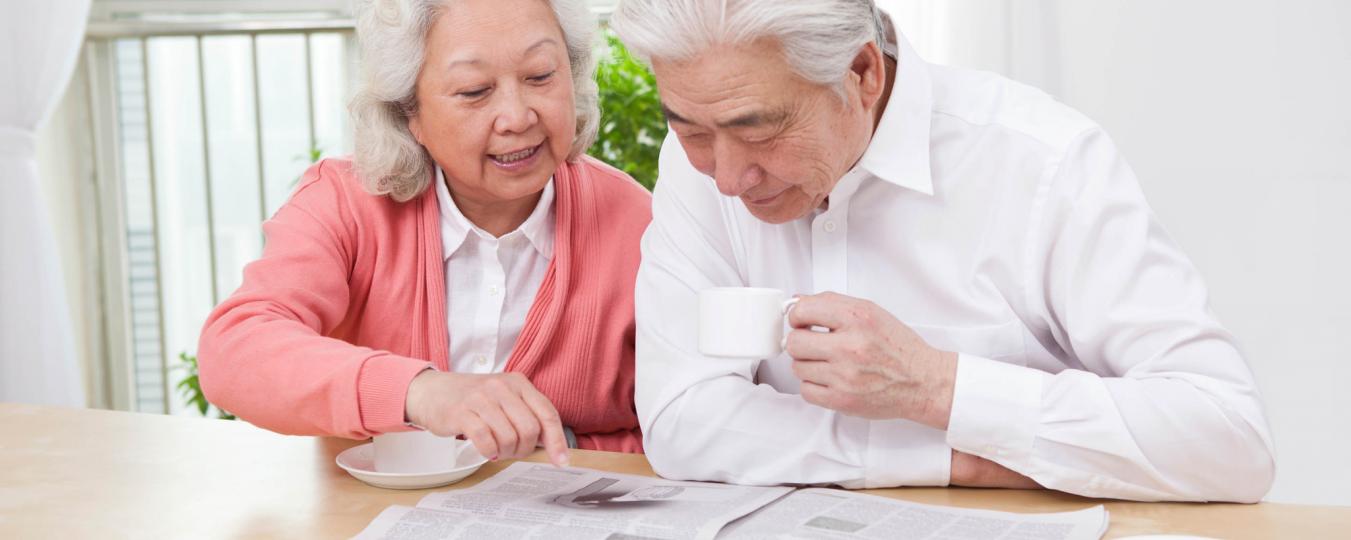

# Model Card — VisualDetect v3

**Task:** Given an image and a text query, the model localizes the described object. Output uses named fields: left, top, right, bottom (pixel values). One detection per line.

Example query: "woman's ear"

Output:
left=407, top=112, right=425, bottom=145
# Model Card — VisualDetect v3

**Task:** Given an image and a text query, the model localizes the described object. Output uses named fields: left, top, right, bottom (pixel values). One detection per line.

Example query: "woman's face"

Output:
left=408, top=0, right=576, bottom=210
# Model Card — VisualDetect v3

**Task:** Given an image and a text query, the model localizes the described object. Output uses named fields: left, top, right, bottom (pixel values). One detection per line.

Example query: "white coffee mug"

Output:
left=698, top=287, right=799, bottom=359
left=372, top=430, right=461, bottom=473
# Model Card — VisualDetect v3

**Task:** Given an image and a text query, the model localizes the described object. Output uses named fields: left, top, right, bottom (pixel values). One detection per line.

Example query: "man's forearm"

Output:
left=949, top=449, right=1042, bottom=489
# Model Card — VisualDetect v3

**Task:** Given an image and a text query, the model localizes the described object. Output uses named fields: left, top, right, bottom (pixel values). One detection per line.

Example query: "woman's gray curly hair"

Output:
left=350, top=0, right=600, bottom=201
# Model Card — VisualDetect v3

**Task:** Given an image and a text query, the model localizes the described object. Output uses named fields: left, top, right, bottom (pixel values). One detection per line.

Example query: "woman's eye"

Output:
left=528, top=71, right=556, bottom=83
left=457, top=87, right=490, bottom=99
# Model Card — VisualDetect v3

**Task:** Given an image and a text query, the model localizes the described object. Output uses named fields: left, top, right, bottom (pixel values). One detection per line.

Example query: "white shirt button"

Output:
left=475, top=355, right=489, bottom=366
left=488, top=285, right=499, bottom=296
left=823, top=220, right=838, bottom=233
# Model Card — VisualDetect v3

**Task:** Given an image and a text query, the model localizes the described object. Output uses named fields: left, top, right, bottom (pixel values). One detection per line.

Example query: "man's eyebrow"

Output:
left=716, top=109, right=788, bottom=129
left=660, top=104, right=788, bottom=129
left=661, top=104, right=691, bottom=124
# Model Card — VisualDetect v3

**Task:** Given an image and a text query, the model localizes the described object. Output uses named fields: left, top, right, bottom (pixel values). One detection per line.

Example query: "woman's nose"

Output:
left=493, top=87, right=536, bottom=134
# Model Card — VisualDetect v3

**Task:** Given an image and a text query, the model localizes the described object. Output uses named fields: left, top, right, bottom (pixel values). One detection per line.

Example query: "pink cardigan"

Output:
left=198, top=156, right=651, bottom=453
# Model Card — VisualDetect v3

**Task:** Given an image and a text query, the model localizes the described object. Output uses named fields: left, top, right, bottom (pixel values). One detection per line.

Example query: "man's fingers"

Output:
left=790, top=358, right=836, bottom=387
left=784, top=328, right=839, bottom=361
left=520, top=388, right=570, bottom=467
left=799, top=380, right=840, bottom=410
left=499, top=396, right=543, bottom=459
left=787, top=293, right=848, bottom=330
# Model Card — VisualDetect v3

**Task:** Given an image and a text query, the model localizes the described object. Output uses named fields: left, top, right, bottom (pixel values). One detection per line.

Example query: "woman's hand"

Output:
left=404, top=370, right=569, bottom=467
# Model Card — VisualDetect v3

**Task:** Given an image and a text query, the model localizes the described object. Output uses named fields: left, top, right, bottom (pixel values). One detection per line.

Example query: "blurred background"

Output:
left=5, top=0, right=1348, bottom=506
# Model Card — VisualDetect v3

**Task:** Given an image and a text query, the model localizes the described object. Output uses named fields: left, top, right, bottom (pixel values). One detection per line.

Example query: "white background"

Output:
left=882, top=0, right=1350, bottom=505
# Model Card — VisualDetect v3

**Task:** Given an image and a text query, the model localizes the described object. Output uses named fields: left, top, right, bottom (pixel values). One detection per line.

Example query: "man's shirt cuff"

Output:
left=843, top=418, right=950, bottom=488
left=945, top=354, right=1046, bottom=466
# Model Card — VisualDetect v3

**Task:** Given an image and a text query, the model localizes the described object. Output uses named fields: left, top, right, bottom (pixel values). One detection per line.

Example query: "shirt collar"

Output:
left=435, top=166, right=556, bottom=260
left=854, top=15, right=935, bottom=197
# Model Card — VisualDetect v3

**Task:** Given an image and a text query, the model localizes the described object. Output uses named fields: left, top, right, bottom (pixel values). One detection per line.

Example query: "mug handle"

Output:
left=779, top=297, right=801, bottom=352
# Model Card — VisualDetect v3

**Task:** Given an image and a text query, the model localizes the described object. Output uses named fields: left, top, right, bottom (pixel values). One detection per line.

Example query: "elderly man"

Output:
left=611, top=0, right=1275, bottom=502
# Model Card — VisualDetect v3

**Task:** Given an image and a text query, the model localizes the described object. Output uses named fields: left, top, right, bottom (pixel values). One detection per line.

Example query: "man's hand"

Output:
left=404, top=370, right=570, bottom=467
left=784, top=292, right=957, bottom=429
left=950, top=450, right=1042, bottom=488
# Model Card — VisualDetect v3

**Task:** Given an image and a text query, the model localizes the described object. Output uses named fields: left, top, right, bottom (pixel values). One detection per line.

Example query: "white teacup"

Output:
left=698, top=287, right=799, bottom=359
left=372, top=430, right=462, bottom=474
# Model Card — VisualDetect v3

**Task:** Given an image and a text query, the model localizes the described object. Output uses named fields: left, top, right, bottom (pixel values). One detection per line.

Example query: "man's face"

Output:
left=651, top=38, right=877, bottom=224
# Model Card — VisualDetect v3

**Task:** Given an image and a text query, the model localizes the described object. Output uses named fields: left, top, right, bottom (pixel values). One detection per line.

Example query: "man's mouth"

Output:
left=746, top=188, right=789, bottom=206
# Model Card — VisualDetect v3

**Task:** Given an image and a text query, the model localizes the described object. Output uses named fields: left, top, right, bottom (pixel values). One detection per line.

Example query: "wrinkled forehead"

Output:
left=649, top=38, right=825, bottom=128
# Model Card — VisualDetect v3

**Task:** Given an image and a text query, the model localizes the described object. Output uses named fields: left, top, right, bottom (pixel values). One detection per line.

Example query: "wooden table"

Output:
left=1, top=404, right=1347, bottom=538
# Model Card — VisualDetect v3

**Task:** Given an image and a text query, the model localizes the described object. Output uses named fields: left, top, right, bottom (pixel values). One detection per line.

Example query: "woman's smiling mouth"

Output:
left=489, top=142, right=544, bottom=171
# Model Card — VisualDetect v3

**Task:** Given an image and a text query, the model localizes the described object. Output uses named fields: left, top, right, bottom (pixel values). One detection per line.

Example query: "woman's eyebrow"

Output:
left=443, top=37, right=559, bottom=70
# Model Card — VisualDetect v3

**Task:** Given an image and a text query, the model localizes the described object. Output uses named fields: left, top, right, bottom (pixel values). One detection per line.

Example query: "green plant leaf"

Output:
left=174, top=352, right=236, bottom=421
left=587, top=29, right=666, bottom=191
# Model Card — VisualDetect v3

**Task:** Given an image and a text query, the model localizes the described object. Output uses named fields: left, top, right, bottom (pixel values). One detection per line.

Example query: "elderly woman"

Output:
left=198, top=0, right=650, bottom=464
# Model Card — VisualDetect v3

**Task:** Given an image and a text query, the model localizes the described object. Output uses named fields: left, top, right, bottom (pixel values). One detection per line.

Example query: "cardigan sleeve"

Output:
left=197, top=160, right=430, bottom=439
left=576, top=426, right=644, bottom=454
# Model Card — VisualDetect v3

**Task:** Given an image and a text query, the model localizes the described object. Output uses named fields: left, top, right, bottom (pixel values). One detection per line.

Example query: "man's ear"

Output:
left=849, top=42, right=887, bottom=111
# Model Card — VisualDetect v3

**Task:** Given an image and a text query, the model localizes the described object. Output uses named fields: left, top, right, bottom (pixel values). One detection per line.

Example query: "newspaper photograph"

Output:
left=353, top=462, right=793, bottom=540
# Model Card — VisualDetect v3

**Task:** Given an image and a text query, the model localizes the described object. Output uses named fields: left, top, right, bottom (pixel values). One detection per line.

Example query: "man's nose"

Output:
left=712, top=140, right=762, bottom=197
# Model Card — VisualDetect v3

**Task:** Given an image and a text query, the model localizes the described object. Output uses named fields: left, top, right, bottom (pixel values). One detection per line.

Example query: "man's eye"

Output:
left=528, top=71, right=555, bottom=83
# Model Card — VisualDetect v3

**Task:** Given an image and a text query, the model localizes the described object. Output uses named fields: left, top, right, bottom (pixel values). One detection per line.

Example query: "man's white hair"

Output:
left=610, top=0, right=884, bottom=92
left=350, top=0, right=600, bottom=202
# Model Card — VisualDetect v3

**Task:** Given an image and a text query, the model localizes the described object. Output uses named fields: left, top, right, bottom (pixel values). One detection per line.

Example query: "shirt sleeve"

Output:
left=945, top=129, right=1276, bottom=502
left=197, top=160, right=432, bottom=439
left=635, top=138, right=950, bottom=488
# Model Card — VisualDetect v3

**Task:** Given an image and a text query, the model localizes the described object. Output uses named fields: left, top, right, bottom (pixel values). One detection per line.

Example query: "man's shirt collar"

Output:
left=854, top=19, right=935, bottom=197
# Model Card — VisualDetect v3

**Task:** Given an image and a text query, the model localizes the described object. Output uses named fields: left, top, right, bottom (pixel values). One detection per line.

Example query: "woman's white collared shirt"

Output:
left=436, top=168, right=554, bottom=375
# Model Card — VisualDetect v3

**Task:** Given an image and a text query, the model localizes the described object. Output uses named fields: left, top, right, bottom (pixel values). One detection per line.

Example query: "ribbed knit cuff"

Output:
left=357, top=355, right=434, bottom=434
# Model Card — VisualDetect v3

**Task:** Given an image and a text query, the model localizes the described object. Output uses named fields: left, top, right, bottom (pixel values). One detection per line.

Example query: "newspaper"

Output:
left=717, top=487, right=1107, bottom=540
left=353, top=462, right=792, bottom=540
left=353, top=463, right=1108, bottom=540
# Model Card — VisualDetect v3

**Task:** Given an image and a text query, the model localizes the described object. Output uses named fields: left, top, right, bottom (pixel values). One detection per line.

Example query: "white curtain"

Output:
left=1, top=0, right=91, bottom=406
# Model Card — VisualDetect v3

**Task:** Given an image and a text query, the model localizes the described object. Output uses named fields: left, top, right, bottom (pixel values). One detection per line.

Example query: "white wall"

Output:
left=888, top=0, right=1351, bottom=506
left=1045, top=0, right=1351, bottom=506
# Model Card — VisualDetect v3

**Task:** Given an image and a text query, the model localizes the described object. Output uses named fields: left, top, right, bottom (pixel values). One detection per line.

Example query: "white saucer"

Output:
left=336, top=441, right=488, bottom=490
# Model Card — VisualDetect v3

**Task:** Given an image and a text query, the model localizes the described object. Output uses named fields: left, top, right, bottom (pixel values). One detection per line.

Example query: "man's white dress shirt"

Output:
left=634, top=29, right=1275, bottom=502
left=435, top=168, right=554, bottom=374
